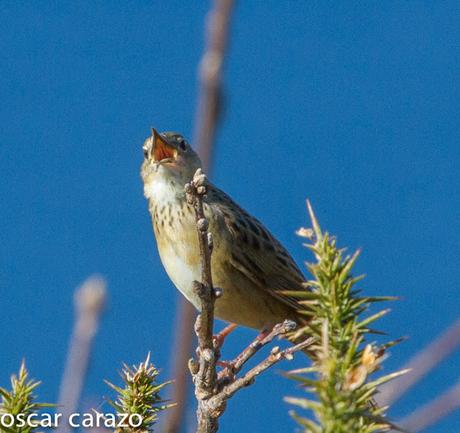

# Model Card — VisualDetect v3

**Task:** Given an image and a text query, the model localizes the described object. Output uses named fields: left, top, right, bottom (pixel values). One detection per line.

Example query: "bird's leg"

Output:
left=213, top=323, right=238, bottom=349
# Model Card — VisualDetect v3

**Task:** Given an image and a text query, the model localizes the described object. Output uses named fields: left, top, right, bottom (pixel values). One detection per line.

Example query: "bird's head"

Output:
left=141, top=129, right=202, bottom=198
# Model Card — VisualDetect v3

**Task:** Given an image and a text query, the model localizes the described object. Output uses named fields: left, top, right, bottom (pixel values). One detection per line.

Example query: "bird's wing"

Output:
left=207, top=185, right=306, bottom=312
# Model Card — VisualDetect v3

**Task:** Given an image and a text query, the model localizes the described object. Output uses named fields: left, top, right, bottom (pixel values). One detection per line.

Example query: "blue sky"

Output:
left=1, top=2, right=460, bottom=432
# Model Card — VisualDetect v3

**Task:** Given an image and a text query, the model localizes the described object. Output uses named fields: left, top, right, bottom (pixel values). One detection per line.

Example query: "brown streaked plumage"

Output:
left=141, top=129, right=307, bottom=330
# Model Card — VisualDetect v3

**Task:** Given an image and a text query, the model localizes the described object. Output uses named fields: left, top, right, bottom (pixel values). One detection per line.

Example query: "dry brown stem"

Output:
left=396, top=379, right=460, bottom=432
left=377, top=317, right=460, bottom=407
left=57, top=276, right=107, bottom=433
left=194, top=0, right=234, bottom=170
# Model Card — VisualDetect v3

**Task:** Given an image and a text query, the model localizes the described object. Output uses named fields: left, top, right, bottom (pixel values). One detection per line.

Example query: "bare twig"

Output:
left=164, top=300, right=196, bottom=433
left=215, top=339, right=313, bottom=403
left=185, top=169, right=312, bottom=433
left=394, top=379, right=460, bottom=432
left=164, top=2, right=234, bottom=432
left=189, top=183, right=215, bottom=361
left=218, top=320, right=297, bottom=381
left=194, top=0, right=234, bottom=170
left=185, top=170, right=218, bottom=433
left=377, top=317, right=460, bottom=407
left=57, top=276, right=107, bottom=433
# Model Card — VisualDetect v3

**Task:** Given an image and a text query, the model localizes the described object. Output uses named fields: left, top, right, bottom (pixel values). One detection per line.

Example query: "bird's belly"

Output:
left=158, top=240, right=294, bottom=330
left=157, top=239, right=203, bottom=310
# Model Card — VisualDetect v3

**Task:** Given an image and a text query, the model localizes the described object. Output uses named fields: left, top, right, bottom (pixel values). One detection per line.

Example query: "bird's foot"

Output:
left=217, top=360, right=236, bottom=370
left=213, top=323, right=238, bottom=349
left=217, top=360, right=237, bottom=382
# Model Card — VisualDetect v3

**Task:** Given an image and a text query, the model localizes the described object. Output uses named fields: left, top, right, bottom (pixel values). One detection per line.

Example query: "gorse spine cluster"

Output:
left=105, top=353, right=172, bottom=433
left=0, top=362, right=51, bottom=433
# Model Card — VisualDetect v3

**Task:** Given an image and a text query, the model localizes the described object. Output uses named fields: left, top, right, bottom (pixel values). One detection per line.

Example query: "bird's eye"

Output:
left=143, top=146, right=149, bottom=159
left=177, top=137, right=187, bottom=151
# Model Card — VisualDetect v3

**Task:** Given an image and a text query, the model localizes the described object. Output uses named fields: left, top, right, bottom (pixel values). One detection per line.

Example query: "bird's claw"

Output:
left=217, top=360, right=237, bottom=383
left=213, top=323, right=238, bottom=349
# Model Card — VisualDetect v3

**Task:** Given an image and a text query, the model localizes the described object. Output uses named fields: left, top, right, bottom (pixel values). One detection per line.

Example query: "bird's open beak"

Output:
left=150, top=128, right=177, bottom=162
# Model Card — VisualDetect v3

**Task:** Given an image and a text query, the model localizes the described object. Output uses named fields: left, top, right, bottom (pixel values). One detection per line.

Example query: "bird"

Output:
left=141, top=129, right=308, bottom=334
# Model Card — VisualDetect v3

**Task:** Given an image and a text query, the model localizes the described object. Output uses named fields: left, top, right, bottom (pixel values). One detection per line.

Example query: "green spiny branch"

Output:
left=104, top=354, right=173, bottom=433
left=0, top=362, right=51, bottom=433
left=285, top=202, right=407, bottom=433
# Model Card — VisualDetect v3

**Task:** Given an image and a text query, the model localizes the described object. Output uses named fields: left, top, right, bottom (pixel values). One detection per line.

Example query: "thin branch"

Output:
left=218, top=320, right=298, bottom=381
left=395, top=379, right=460, bottom=432
left=57, top=276, right=107, bottom=433
left=194, top=0, right=234, bottom=170
left=377, top=316, right=460, bottom=407
left=215, top=338, right=314, bottom=403
left=164, top=300, right=196, bottom=433
left=186, top=169, right=218, bottom=400
left=164, top=2, right=234, bottom=432
left=185, top=170, right=218, bottom=433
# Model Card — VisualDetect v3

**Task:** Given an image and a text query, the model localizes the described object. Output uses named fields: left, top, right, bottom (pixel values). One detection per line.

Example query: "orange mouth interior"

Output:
left=153, top=136, right=176, bottom=161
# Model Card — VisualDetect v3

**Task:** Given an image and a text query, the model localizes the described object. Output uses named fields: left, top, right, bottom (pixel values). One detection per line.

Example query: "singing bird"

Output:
left=141, top=129, right=307, bottom=332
